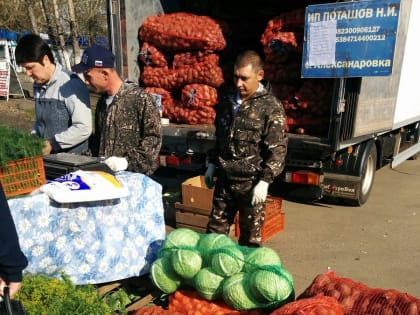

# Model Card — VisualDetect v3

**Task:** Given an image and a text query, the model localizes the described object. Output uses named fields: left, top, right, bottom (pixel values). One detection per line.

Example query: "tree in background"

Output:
left=67, top=0, right=81, bottom=65
left=0, top=0, right=108, bottom=69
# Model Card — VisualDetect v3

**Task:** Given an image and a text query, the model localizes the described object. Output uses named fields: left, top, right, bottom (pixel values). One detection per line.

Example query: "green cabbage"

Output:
left=193, top=267, right=225, bottom=300
left=150, top=256, right=181, bottom=294
left=161, top=228, right=201, bottom=254
left=222, top=272, right=262, bottom=310
left=211, top=246, right=244, bottom=277
left=243, top=246, right=282, bottom=272
left=249, top=267, right=294, bottom=304
left=197, top=233, right=235, bottom=265
left=171, top=248, right=202, bottom=279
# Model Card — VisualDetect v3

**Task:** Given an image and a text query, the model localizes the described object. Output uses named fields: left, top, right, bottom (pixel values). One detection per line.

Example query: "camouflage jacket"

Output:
left=90, top=81, right=162, bottom=176
left=209, top=81, right=287, bottom=184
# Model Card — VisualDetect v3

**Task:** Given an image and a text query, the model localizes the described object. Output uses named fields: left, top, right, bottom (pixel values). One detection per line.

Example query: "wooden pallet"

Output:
left=175, top=202, right=211, bottom=233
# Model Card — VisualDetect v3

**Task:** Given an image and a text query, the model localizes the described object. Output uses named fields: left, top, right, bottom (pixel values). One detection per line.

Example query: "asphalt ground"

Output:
left=264, top=157, right=420, bottom=298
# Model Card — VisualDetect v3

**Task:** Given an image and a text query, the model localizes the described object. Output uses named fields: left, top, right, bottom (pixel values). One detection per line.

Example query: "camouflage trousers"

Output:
left=206, top=176, right=265, bottom=247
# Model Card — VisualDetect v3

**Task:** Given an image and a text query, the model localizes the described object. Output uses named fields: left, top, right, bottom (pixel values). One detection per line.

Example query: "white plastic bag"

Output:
left=39, top=170, right=129, bottom=203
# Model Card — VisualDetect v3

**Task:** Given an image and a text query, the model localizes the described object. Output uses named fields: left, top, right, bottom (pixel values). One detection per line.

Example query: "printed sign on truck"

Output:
left=301, top=0, right=400, bottom=77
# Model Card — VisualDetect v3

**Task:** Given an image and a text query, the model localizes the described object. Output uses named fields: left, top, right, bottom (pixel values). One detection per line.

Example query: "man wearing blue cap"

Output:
left=15, top=34, right=92, bottom=154
left=72, top=45, right=162, bottom=175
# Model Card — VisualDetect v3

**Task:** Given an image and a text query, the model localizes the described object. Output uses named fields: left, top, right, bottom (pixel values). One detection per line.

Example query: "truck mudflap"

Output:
left=321, top=139, right=377, bottom=205
left=321, top=173, right=362, bottom=200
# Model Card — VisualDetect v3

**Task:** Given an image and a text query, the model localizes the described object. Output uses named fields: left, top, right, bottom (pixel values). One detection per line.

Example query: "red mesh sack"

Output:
left=173, top=51, right=219, bottom=68
left=293, top=80, right=332, bottom=116
left=145, top=87, right=173, bottom=109
left=270, top=83, right=295, bottom=103
left=133, top=305, right=181, bottom=315
left=262, top=32, right=302, bottom=61
left=263, top=58, right=300, bottom=83
left=139, top=13, right=226, bottom=52
left=269, top=295, right=344, bottom=315
left=141, top=67, right=175, bottom=90
left=299, top=271, right=368, bottom=313
left=181, top=84, right=218, bottom=108
left=168, top=289, right=268, bottom=315
left=270, top=79, right=332, bottom=136
left=138, top=42, right=168, bottom=68
left=261, top=9, right=305, bottom=59
left=164, top=100, right=216, bottom=125
left=141, top=62, right=224, bottom=91
left=174, top=61, right=224, bottom=88
left=299, top=271, right=420, bottom=315
left=350, top=288, right=420, bottom=315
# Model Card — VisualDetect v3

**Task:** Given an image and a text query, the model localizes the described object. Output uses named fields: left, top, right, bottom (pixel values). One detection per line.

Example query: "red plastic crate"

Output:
left=265, top=196, right=283, bottom=219
left=0, top=156, right=47, bottom=198
left=261, top=211, right=285, bottom=242
left=235, top=196, right=285, bottom=242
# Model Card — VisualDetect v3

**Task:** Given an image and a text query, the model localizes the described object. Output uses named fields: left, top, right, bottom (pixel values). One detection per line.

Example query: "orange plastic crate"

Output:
left=261, top=211, right=285, bottom=242
left=235, top=196, right=285, bottom=242
left=0, top=156, right=46, bottom=198
left=265, top=196, right=282, bottom=218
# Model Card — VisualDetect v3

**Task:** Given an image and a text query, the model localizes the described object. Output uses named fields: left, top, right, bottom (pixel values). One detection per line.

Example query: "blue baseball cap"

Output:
left=72, top=44, right=115, bottom=73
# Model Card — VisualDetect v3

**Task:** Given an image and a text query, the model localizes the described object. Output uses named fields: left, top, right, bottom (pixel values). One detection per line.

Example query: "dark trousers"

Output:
left=206, top=176, right=265, bottom=247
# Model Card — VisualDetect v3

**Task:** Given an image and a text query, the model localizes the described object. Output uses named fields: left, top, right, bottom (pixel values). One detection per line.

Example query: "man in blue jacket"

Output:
left=15, top=34, right=92, bottom=154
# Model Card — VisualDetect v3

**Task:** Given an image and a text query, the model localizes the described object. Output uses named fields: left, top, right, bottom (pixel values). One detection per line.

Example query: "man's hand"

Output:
left=0, top=279, right=22, bottom=298
left=42, top=140, right=52, bottom=155
left=104, top=156, right=128, bottom=172
left=251, top=180, right=269, bottom=206
left=204, top=163, right=216, bottom=189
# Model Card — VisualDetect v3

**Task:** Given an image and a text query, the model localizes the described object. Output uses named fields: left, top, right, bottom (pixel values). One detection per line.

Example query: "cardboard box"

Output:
left=181, top=176, right=214, bottom=210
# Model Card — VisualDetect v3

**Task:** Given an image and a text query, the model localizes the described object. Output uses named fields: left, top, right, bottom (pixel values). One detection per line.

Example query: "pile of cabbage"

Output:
left=150, top=228, right=294, bottom=311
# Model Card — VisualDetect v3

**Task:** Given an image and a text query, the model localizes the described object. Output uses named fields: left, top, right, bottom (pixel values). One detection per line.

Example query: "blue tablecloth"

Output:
left=7, top=171, right=166, bottom=285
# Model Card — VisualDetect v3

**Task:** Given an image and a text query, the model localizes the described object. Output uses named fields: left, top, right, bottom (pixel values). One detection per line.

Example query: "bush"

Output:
left=0, top=124, right=44, bottom=166
left=15, top=274, right=117, bottom=315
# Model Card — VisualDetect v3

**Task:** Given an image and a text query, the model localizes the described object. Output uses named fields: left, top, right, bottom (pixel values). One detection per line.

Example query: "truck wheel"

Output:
left=408, top=122, right=420, bottom=160
left=347, top=142, right=377, bottom=206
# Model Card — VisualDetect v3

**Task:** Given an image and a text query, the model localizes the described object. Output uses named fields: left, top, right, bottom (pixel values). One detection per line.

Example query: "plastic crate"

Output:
left=261, top=211, right=285, bottom=242
left=0, top=156, right=47, bottom=198
left=235, top=196, right=285, bottom=242
left=265, top=195, right=283, bottom=218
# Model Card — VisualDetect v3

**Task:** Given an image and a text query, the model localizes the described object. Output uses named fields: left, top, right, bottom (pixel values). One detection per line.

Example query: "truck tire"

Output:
left=346, top=141, right=377, bottom=206
left=408, top=122, right=420, bottom=160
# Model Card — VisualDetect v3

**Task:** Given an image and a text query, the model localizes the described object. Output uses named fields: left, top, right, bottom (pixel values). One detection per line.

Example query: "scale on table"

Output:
left=43, top=153, right=114, bottom=180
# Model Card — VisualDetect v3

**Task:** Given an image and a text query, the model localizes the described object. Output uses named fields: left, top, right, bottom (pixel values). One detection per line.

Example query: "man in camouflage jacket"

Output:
left=73, top=45, right=162, bottom=176
left=205, top=50, right=287, bottom=246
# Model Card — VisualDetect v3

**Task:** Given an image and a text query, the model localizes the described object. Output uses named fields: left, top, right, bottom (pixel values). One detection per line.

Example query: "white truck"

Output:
left=107, top=0, right=420, bottom=205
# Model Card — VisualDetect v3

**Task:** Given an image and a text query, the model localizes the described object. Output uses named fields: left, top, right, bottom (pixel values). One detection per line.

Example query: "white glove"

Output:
left=104, top=156, right=128, bottom=172
left=204, top=163, right=216, bottom=188
left=251, top=180, right=269, bottom=206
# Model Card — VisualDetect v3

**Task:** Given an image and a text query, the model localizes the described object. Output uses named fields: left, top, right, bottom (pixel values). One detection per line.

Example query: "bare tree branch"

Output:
left=67, top=0, right=81, bottom=64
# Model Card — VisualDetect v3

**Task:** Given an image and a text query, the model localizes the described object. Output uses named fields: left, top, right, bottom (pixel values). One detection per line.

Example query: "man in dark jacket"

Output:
left=72, top=45, right=162, bottom=175
left=0, top=184, right=28, bottom=298
left=205, top=50, right=287, bottom=247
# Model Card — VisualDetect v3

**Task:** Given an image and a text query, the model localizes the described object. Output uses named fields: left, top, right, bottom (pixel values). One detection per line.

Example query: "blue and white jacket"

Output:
left=33, top=64, right=92, bottom=154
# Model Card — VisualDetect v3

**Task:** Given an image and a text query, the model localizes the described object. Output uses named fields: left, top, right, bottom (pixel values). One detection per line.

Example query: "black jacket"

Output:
left=0, top=185, right=28, bottom=282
